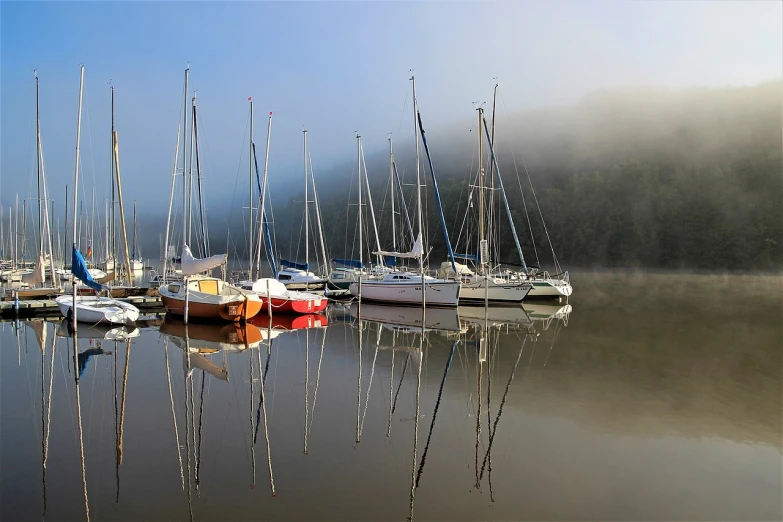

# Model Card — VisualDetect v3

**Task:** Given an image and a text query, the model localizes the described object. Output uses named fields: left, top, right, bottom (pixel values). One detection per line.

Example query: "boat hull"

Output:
left=526, top=279, right=573, bottom=299
left=349, top=280, right=461, bottom=307
left=55, top=295, right=140, bottom=325
left=160, top=293, right=263, bottom=322
left=457, top=278, right=531, bottom=304
left=259, top=295, right=327, bottom=314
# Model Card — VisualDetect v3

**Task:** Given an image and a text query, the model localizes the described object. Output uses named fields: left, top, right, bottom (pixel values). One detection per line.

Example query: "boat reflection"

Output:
left=56, top=318, right=140, bottom=340
left=522, top=302, right=572, bottom=328
left=348, top=302, right=462, bottom=333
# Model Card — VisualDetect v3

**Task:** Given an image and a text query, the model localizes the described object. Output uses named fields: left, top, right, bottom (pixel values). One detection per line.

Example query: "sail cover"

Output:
left=181, top=245, right=227, bottom=276
left=332, top=258, right=363, bottom=269
left=373, top=233, right=424, bottom=259
left=280, top=259, right=309, bottom=271
left=72, top=245, right=106, bottom=292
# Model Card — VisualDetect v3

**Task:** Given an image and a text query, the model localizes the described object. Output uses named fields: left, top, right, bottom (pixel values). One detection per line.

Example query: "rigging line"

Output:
left=497, top=91, right=545, bottom=269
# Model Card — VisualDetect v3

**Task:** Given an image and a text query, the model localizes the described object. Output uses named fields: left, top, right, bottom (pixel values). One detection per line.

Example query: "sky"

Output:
left=1, top=0, right=781, bottom=216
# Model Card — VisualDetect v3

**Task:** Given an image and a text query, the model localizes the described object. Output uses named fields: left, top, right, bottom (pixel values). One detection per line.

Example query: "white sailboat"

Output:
left=15, top=73, right=60, bottom=297
left=486, top=84, right=572, bottom=299
left=57, top=66, right=140, bottom=325
left=443, top=101, right=531, bottom=304
left=277, top=130, right=329, bottom=290
left=349, top=76, right=461, bottom=307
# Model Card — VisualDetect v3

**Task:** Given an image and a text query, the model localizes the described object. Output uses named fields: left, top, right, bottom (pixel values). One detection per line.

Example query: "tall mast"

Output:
left=389, top=136, right=396, bottom=252
left=132, top=201, right=137, bottom=260
left=309, top=151, right=329, bottom=276
left=14, top=193, right=18, bottom=268
left=181, top=66, right=189, bottom=249
left=113, top=129, right=132, bottom=283
left=255, top=112, right=273, bottom=277
left=248, top=98, right=254, bottom=279
left=192, top=94, right=208, bottom=257
left=478, top=107, right=485, bottom=274
left=303, top=130, right=309, bottom=270
left=359, top=139, right=382, bottom=262
left=188, top=95, right=196, bottom=247
left=411, top=76, right=423, bottom=276
left=111, top=84, right=116, bottom=265
left=35, top=73, right=43, bottom=254
left=162, top=125, right=181, bottom=284
left=72, top=65, right=85, bottom=321
left=356, top=134, right=363, bottom=269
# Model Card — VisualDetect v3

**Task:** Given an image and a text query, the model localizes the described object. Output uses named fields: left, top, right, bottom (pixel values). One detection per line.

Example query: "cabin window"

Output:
left=167, top=284, right=180, bottom=293
left=279, top=275, right=291, bottom=281
left=332, top=273, right=344, bottom=280
left=199, top=280, right=219, bottom=295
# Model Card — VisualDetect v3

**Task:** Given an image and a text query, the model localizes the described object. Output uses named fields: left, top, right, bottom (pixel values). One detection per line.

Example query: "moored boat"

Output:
left=56, top=294, right=139, bottom=325
left=240, top=277, right=327, bottom=314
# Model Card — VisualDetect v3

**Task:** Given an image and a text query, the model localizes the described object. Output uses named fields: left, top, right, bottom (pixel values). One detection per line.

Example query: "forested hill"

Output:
left=142, top=81, right=781, bottom=272
left=309, top=81, right=781, bottom=271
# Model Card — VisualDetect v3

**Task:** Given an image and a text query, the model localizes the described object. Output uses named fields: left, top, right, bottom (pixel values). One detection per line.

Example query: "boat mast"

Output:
left=14, top=194, right=18, bottom=269
left=359, top=139, right=382, bottom=265
left=356, top=133, right=363, bottom=270
left=113, top=127, right=132, bottom=283
left=308, top=151, right=328, bottom=277
left=389, top=136, right=396, bottom=252
left=161, top=125, right=181, bottom=283
left=192, top=94, right=208, bottom=257
left=132, top=201, right=137, bottom=260
left=254, top=112, right=275, bottom=277
left=72, top=65, right=85, bottom=323
left=111, top=84, right=117, bottom=265
left=181, top=66, right=189, bottom=250
left=36, top=73, right=43, bottom=257
left=478, top=107, right=485, bottom=274
left=188, top=95, right=196, bottom=248
left=303, top=130, right=309, bottom=271
left=248, top=98, right=254, bottom=280
left=411, top=75, right=423, bottom=278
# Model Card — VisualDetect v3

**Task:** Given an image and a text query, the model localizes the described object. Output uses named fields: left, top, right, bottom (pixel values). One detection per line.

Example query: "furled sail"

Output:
left=21, top=254, right=45, bottom=285
left=181, top=244, right=227, bottom=276
left=373, top=233, right=424, bottom=259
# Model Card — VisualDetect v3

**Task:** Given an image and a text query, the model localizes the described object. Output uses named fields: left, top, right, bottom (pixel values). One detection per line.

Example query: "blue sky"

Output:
left=2, top=0, right=781, bottom=214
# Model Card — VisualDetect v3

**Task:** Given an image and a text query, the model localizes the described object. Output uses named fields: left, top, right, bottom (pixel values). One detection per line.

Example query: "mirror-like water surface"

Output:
left=1, top=272, right=780, bottom=521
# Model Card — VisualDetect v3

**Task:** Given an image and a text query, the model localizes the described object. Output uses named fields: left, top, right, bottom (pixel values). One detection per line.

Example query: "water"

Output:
left=1, top=272, right=780, bottom=521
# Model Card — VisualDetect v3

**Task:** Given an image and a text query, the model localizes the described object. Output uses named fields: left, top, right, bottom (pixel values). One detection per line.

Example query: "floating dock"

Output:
left=0, top=295, right=165, bottom=319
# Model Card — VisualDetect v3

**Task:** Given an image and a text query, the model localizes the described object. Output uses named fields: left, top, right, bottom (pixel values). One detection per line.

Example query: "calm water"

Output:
left=1, top=272, right=781, bottom=521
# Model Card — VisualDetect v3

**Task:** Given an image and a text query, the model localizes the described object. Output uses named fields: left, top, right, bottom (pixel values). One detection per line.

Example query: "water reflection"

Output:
left=1, top=273, right=780, bottom=521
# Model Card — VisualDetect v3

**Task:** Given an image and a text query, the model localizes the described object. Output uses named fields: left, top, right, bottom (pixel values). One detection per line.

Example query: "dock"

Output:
left=0, top=296, right=165, bottom=319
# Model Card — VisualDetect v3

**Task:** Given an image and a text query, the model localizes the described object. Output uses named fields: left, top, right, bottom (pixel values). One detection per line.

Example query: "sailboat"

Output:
left=349, top=76, right=461, bottom=307
left=442, top=102, right=532, bottom=304
left=486, top=83, right=572, bottom=299
left=158, top=68, right=263, bottom=323
left=236, top=100, right=327, bottom=314
left=276, top=130, right=329, bottom=290
left=16, top=72, right=60, bottom=299
left=56, top=66, right=140, bottom=325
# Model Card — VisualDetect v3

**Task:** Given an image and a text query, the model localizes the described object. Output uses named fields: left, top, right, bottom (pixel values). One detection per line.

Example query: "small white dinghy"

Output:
left=56, top=295, right=139, bottom=325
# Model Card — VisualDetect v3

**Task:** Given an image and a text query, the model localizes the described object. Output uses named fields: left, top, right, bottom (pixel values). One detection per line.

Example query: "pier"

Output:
left=0, top=295, right=164, bottom=319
